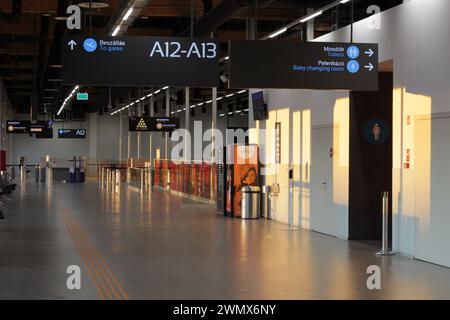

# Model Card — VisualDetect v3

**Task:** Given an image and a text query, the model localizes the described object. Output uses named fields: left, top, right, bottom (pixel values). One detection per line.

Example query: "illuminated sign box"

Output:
left=62, top=36, right=220, bottom=87
left=6, top=120, right=30, bottom=134
left=229, top=40, right=378, bottom=90
left=76, top=92, right=89, bottom=101
left=58, top=129, right=87, bottom=139
left=129, top=117, right=180, bottom=132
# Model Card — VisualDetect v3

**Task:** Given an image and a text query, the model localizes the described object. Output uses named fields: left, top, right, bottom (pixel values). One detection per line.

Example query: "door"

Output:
left=311, top=126, right=338, bottom=236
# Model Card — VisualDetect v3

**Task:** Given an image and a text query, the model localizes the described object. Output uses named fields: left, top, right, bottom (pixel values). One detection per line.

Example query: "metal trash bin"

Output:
left=261, top=185, right=272, bottom=219
left=241, top=186, right=261, bottom=219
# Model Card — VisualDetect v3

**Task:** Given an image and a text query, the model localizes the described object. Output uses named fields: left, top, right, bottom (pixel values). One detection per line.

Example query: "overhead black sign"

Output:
left=129, top=117, right=180, bottom=132
left=30, top=121, right=53, bottom=134
left=31, top=121, right=53, bottom=139
left=6, top=120, right=30, bottom=134
left=62, top=36, right=219, bottom=87
left=229, top=40, right=378, bottom=91
left=149, top=117, right=180, bottom=132
left=58, top=129, right=87, bottom=139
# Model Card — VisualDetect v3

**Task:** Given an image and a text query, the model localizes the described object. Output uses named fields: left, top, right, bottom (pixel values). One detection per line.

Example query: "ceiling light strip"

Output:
left=57, top=85, right=80, bottom=116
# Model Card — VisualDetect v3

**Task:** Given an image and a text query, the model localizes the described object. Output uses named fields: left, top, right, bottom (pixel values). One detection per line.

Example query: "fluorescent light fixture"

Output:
left=112, top=25, right=121, bottom=36
left=219, top=114, right=225, bottom=117
left=110, top=86, right=168, bottom=115
left=216, top=97, right=223, bottom=101
left=225, top=93, right=234, bottom=98
left=57, top=85, right=80, bottom=115
left=162, top=86, right=169, bottom=90
left=268, top=27, right=288, bottom=38
left=300, top=10, right=323, bottom=23
left=123, top=7, right=133, bottom=21
left=238, top=90, right=247, bottom=94
left=340, top=0, right=351, bottom=3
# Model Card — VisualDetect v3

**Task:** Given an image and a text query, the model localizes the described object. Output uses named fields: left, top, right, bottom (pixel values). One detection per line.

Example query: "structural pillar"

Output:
left=185, top=87, right=190, bottom=161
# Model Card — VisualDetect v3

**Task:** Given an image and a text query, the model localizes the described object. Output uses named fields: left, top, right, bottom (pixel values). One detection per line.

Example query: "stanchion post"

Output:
left=376, top=191, right=395, bottom=256
left=140, top=169, right=145, bottom=194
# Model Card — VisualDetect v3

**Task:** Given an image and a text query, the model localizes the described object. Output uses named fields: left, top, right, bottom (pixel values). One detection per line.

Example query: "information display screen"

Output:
left=229, top=40, right=378, bottom=90
left=62, top=36, right=220, bottom=87
left=251, top=91, right=268, bottom=121
left=58, top=129, right=87, bottom=139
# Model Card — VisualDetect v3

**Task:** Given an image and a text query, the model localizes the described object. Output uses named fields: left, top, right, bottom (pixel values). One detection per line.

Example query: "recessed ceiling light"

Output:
left=78, top=2, right=110, bottom=9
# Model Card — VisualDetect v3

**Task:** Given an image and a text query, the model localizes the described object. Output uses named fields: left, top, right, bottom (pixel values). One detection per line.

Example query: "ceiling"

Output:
left=0, top=0, right=403, bottom=117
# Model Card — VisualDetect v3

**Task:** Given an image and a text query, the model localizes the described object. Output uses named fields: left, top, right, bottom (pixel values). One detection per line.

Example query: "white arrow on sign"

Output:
left=364, top=48, right=374, bottom=57
left=365, top=63, right=374, bottom=71
left=68, top=40, right=77, bottom=51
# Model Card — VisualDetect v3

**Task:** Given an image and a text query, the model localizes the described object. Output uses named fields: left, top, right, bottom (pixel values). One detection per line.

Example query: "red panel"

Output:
left=0, top=150, right=6, bottom=171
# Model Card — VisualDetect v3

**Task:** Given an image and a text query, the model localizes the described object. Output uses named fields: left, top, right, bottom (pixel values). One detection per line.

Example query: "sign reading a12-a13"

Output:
left=62, top=36, right=219, bottom=87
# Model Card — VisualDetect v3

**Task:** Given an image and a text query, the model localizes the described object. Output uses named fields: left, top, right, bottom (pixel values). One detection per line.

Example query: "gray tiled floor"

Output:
left=0, top=182, right=449, bottom=300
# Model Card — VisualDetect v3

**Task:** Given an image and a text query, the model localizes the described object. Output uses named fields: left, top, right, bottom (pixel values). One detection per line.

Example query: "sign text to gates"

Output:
left=62, top=36, right=219, bottom=87
left=229, top=41, right=378, bottom=91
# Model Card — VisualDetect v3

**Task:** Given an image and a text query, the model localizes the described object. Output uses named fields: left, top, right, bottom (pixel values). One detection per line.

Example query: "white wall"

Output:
left=250, top=0, right=450, bottom=266
left=11, top=120, right=90, bottom=167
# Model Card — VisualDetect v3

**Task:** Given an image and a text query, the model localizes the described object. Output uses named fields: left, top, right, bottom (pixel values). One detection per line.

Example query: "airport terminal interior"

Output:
left=0, top=0, right=450, bottom=301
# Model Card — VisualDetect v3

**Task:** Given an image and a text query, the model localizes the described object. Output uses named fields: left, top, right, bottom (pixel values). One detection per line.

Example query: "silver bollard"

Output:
left=20, top=165, right=26, bottom=183
left=110, top=169, right=116, bottom=192
left=115, top=169, right=121, bottom=194
left=100, top=167, right=104, bottom=189
left=377, top=191, right=395, bottom=256
left=46, top=167, right=53, bottom=189
left=140, top=169, right=145, bottom=194
left=106, top=169, right=111, bottom=191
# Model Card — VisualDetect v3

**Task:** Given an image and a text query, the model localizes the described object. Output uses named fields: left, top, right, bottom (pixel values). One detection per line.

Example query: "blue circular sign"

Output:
left=83, top=38, right=97, bottom=53
left=347, top=60, right=360, bottom=73
left=364, top=119, right=389, bottom=145
left=347, top=45, right=360, bottom=59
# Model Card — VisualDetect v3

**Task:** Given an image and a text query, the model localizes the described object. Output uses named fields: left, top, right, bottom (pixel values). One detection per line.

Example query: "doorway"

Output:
left=311, top=125, right=338, bottom=236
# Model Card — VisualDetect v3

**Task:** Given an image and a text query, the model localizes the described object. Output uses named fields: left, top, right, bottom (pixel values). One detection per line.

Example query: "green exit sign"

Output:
left=77, top=92, right=89, bottom=101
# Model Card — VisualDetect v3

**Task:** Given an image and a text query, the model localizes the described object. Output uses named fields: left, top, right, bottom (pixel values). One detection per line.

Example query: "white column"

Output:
left=211, top=87, right=217, bottom=163
left=149, top=92, right=154, bottom=166
left=185, top=87, right=190, bottom=161
left=165, top=87, right=170, bottom=160
left=119, top=112, right=123, bottom=164
left=127, top=108, right=131, bottom=162
left=88, top=113, right=98, bottom=176
left=306, top=8, right=314, bottom=41
left=137, top=88, right=142, bottom=159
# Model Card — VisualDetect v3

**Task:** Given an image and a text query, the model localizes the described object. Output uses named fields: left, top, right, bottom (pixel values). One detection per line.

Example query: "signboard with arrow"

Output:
left=229, top=41, right=378, bottom=91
